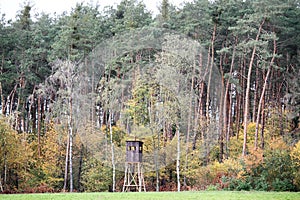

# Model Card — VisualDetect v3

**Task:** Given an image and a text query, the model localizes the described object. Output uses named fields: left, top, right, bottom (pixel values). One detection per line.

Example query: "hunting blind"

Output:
left=123, top=140, right=146, bottom=192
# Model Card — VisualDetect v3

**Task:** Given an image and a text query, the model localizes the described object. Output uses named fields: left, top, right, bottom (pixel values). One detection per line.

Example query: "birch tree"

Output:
left=41, top=60, right=79, bottom=192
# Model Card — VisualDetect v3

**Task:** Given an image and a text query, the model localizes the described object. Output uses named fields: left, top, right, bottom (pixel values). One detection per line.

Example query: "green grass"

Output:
left=0, top=191, right=299, bottom=200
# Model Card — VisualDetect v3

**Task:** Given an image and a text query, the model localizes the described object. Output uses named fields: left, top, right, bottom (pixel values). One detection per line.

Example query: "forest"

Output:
left=0, top=0, right=300, bottom=193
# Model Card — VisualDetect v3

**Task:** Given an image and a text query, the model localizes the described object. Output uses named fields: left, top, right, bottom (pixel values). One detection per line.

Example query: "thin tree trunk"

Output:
left=0, top=82, right=4, bottom=115
left=206, top=24, right=217, bottom=120
left=155, top=138, right=160, bottom=192
left=183, top=64, right=195, bottom=187
left=253, top=66, right=259, bottom=123
left=37, top=95, right=41, bottom=157
left=9, top=86, right=17, bottom=116
left=4, top=152, right=7, bottom=188
left=255, top=39, right=276, bottom=149
left=69, top=97, right=73, bottom=192
left=77, top=144, right=84, bottom=192
left=203, top=24, right=216, bottom=164
left=242, top=18, right=265, bottom=157
left=1, top=54, right=4, bottom=115
left=0, top=173, right=3, bottom=192
left=63, top=132, right=70, bottom=192
left=193, top=50, right=205, bottom=149
left=148, top=97, right=160, bottom=192
left=235, top=85, right=241, bottom=139
left=224, top=42, right=236, bottom=157
left=260, top=97, right=266, bottom=149
left=219, top=46, right=225, bottom=162
left=176, top=125, right=180, bottom=192
left=109, top=111, right=116, bottom=192
left=236, top=57, right=244, bottom=139
left=226, top=86, right=233, bottom=157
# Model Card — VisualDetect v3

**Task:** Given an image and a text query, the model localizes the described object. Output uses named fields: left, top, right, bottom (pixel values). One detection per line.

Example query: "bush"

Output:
left=272, top=178, right=295, bottom=192
left=236, top=138, right=298, bottom=191
left=291, top=140, right=300, bottom=190
left=206, top=184, right=219, bottom=191
left=227, top=178, right=252, bottom=191
left=253, top=176, right=269, bottom=191
left=81, top=158, right=113, bottom=192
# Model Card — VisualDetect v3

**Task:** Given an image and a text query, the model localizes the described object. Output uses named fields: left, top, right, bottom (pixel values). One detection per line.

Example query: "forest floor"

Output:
left=0, top=191, right=300, bottom=200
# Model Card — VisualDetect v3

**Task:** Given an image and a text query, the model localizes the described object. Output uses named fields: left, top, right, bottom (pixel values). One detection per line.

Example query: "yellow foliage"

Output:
left=268, top=137, right=290, bottom=151
left=0, top=117, right=37, bottom=189
left=209, top=158, right=243, bottom=177
left=291, top=140, right=300, bottom=167
left=223, top=158, right=243, bottom=173
left=40, top=122, right=64, bottom=186
left=291, top=141, right=300, bottom=189
left=265, top=108, right=292, bottom=139
left=244, top=148, right=264, bottom=172
left=229, top=122, right=258, bottom=159
left=228, top=137, right=243, bottom=159
left=188, top=157, right=243, bottom=189
left=183, top=149, right=203, bottom=178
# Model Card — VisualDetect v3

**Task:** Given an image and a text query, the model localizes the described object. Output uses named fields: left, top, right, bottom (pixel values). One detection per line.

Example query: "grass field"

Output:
left=0, top=191, right=300, bottom=200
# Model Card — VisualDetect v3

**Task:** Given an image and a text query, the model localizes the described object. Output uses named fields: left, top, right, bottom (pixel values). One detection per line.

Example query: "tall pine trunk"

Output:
left=224, top=42, right=236, bottom=157
left=206, top=24, right=217, bottom=120
left=255, top=38, right=276, bottom=149
left=242, top=18, right=265, bottom=157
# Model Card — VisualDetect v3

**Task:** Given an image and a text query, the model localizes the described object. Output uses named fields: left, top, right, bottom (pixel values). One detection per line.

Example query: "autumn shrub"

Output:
left=228, top=123, right=257, bottom=160
left=230, top=138, right=298, bottom=191
left=22, top=183, right=55, bottom=193
left=290, top=140, right=300, bottom=190
left=39, top=124, right=65, bottom=189
left=182, top=149, right=204, bottom=187
left=188, top=166, right=212, bottom=190
left=262, top=138, right=295, bottom=191
left=190, top=158, right=243, bottom=190
left=0, top=117, right=38, bottom=192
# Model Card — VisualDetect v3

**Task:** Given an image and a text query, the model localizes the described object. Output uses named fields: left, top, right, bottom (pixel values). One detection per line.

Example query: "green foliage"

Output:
left=50, top=4, right=102, bottom=62
left=125, top=76, right=151, bottom=126
left=102, top=125, right=126, bottom=147
left=229, top=138, right=297, bottom=191
left=110, top=0, right=153, bottom=33
left=81, top=158, right=113, bottom=192
left=206, top=184, right=219, bottom=191
left=228, top=178, right=252, bottom=191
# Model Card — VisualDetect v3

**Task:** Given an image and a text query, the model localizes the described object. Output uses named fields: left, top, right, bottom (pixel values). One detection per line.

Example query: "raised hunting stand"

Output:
left=122, top=140, right=146, bottom=192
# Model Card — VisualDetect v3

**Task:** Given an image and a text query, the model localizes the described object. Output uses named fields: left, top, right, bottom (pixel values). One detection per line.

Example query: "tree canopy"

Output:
left=0, top=0, right=299, bottom=193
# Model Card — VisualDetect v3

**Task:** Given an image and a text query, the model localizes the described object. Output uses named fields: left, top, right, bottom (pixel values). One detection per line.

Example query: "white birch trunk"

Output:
left=68, top=98, right=73, bottom=192
left=176, top=126, right=181, bottom=192
left=109, top=111, right=116, bottom=192
left=63, top=133, right=69, bottom=192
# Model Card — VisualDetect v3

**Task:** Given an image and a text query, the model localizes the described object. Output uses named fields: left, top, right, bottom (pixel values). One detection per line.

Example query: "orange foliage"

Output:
left=244, top=148, right=264, bottom=172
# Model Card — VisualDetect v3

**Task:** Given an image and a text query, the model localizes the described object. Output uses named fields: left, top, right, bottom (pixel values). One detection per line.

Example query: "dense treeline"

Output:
left=0, top=0, right=299, bottom=193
